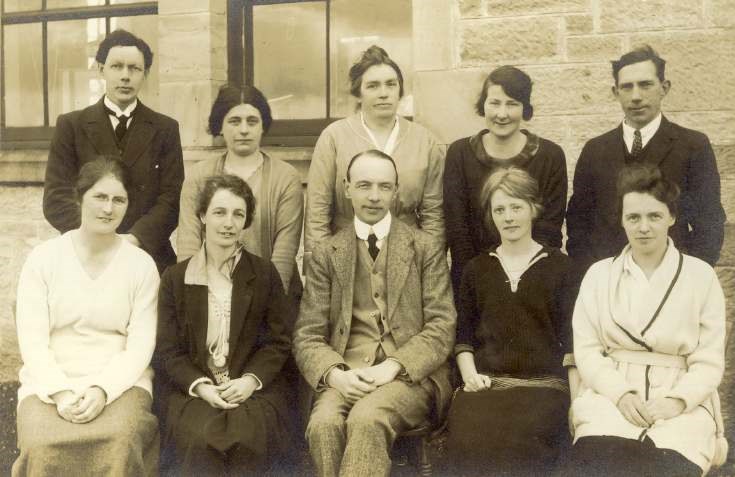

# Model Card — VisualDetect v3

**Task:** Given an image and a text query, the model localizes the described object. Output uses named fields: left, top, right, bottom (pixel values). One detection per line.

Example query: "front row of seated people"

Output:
left=15, top=153, right=726, bottom=477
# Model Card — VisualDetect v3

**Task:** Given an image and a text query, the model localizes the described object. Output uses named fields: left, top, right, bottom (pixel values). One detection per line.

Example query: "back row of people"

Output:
left=13, top=28, right=726, bottom=476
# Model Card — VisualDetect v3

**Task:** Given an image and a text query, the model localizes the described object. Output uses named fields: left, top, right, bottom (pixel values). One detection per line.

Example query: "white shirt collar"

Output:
left=360, top=112, right=400, bottom=156
left=104, top=95, right=137, bottom=117
left=622, top=113, right=662, bottom=152
left=354, top=211, right=392, bottom=242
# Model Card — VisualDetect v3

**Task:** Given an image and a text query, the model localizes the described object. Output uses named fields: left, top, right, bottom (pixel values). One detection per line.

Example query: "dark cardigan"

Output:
left=454, top=247, right=575, bottom=378
left=443, top=130, right=568, bottom=295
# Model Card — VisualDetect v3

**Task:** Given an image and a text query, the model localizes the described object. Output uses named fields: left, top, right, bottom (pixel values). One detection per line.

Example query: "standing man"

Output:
left=43, top=29, right=183, bottom=271
left=293, top=150, right=455, bottom=477
left=566, top=45, right=725, bottom=273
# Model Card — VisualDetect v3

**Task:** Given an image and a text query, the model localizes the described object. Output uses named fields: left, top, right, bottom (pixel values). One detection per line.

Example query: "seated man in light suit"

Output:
left=293, top=149, right=455, bottom=477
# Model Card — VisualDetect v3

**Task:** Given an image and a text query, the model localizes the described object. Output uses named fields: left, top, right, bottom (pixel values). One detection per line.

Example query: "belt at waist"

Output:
left=605, top=349, right=686, bottom=369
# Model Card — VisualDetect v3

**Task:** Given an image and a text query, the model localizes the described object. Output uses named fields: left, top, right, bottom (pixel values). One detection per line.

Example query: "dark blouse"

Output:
left=443, top=130, right=567, bottom=295
left=455, top=247, right=574, bottom=378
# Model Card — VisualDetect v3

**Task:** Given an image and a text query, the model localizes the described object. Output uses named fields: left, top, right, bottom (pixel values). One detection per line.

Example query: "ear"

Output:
left=661, top=79, right=671, bottom=96
left=611, top=85, right=619, bottom=98
left=200, top=214, right=206, bottom=225
left=343, top=178, right=352, bottom=199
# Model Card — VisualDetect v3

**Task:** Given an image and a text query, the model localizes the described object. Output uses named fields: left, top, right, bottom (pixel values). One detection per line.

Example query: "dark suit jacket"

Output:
left=294, top=219, right=456, bottom=419
left=43, top=97, right=184, bottom=270
left=566, top=116, right=725, bottom=272
left=156, top=251, right=292, bottom=397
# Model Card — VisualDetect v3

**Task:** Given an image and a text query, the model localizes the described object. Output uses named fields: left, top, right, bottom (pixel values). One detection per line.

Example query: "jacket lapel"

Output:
left=386, top=222, right=414, bottom=322
left=644, top=116, right=676, bottom=168
left=228, top=254, right=256, bottom=352
left=121, top=101, right=156, bottom=167
left=81, top=98, right=119, bottom=157
left=185, top=284, right=211, bottom=366
left=330, top=229, right=356, bottom=330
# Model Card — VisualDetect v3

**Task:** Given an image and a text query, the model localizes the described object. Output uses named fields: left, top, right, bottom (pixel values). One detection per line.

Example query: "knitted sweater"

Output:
left=443, top=130, right=567, bottom=294
left=455, top=247, right=574, bottom=378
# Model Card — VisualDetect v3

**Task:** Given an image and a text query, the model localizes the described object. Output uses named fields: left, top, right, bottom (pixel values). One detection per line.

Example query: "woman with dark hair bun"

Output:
left=177, top=84, right=303, bottom=298
left=443, top=65, right=568, bottom=299
left=158, top=174, right=295, bottom=476
left=566, top=164, right=727, bottom=476
left=14, top=158, right=160, bottom=476
left=304, top=45, right=445, bottom=265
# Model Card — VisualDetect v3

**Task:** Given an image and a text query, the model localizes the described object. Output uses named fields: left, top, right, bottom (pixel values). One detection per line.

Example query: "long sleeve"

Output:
left=417, top=140, right=446, bottom=243
left=454, top=259, right=479, bottom=356
left=43, top=113, right=82, bottom=233
left=390, top=237, right=456, bottom=383
left=573, top=266, right=636, bottom=404
left=686, top=134, right=725, bottom=266
left=534, top=145, right=567, bottom=248
left=666, top=269, right=726, bottom=411
left=304, top=128, right=338, bottom=258
left=128, top=120, right=184, bottom=255
left=16, top=248, right=74, bottom=401
left=90, top=257, right=159, bottom=403
left=566, top=142, right=596, bottom=269
left=176, top=169, right=205, bottom=261
left=293, top=243, right=348, bottom=390
left=270, top=170, right=304, bottom=291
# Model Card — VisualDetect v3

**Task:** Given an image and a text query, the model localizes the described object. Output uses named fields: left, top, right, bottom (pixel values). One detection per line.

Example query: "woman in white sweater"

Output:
left=13, top=158, right=160, bottom=477
left=566, top=165, right=726, bottom=476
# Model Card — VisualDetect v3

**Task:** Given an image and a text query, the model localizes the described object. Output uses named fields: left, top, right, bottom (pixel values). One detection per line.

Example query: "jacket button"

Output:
left=339, top=327, right=344, bottom=335
left=374, top=293, right=379, bottom=298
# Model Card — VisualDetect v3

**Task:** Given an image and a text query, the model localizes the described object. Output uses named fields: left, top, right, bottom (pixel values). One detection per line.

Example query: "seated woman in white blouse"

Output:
left=567, top=164, right=727, bottom=476
left=13, top=158, right=160, bottom=477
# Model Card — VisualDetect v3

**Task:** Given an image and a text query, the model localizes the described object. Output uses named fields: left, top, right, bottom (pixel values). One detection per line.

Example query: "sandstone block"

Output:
left=722, top=178, right=735, bottom=223
left=459, top=17, right=561, bottom=65
left=566, top=35, right=622, bottom=63
left=715, top=145, right=735, bottom=177
left=485, top=0, right=588, bottom=16
left=525, top=115, right=568, bottom=146
left=565, top=14, right=594, bottom=35
left=706, top=0, right=735, bottom=27
left=414, top=0, right=454, bottom=71
left=159, top=82, right=219, bottom=148
left=715, top=267, right=735, bottom=324
left=458, top=0, right=483, bottom=17
left=524, top=64, right=618, bottom=116
left=159, top=13, right=226, bottom=83
left=666, top=112, right=735, bottom=146
left=719, top=224, right=735, bottom=267
left=567, top=114, right=621, bottom=146
left=599, top=0, right=702, bottom=32
left=158, top=0, right=226, bottom=16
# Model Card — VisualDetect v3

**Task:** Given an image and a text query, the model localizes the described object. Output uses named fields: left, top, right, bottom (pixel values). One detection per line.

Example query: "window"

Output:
left=1, top=1, right=158, bottom=149
left=228, top=0, right=413, bottom=146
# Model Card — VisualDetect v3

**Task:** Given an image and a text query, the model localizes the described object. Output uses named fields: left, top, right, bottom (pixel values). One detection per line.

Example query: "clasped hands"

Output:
left=194, top=376, right=259, bottom=410
left=616, top=392, right=686, bottom=428
left=327, top=360, right=403, bottom=403
left=52, top=386, right=107, bottom=424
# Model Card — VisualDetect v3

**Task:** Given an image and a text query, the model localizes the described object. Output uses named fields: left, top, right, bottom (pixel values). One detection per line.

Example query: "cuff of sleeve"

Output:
left=454, top=345, right=474, bottom=357
left=563, top=353, right=576, bottom=368
left=242, top=373, right=263, bottom=390
left=386, top=358, right=408, bottom=376
left=188, top=377, right=213, bottom=397
left=318, top=363, right=346, bottom=392
left=664, top=388, right=703, bottom=413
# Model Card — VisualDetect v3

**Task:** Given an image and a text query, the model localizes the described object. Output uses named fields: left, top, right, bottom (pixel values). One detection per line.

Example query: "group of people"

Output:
left=12, top=27, right=727, bottom=477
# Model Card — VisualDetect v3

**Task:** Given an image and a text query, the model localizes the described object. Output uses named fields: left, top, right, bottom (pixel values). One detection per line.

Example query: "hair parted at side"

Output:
left=612, top=44, right=666, bottom=84
left=95, top=29, right=154, bottom=71
left=475, top=66, right=534, bottom=121
left=346, top=149, right=399, bottom=185
left=75, top=157, right=131, bottom=203
left=348, top=45, right=404, bottom=99
left=616, top=164, right=679, bottom=218
left=479, top=167, right=543, bottom=230
left=197, top=174, right=257, bottom=230
left=208, top=84, right=273, bottom=136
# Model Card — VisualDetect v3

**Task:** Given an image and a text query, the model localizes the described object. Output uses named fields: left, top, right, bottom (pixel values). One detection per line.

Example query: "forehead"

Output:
left=349, top=155, right=397, bottom=182
left=485, top=84, right=513, bottom=101
left=617, top=60, right=659, bottom=84
left=491, top=188, right=525, bottom=205
left=105, top=46, right=145, bottom=65
left=224, top=103, right=262, bottom=120
left=209, top=188, right=246, bottom=209
left=362, top=64, right=399, bottom=83
left=88, top=175, right=127, bottom=195
left=622, top=191, right=668, bottom=211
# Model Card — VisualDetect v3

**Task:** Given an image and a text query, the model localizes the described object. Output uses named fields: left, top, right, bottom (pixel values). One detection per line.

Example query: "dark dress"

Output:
left=445, top=247, right=575, bottom=476
left=443, top=130, right=567, bottom=298
left=156, top=250, right=296, bottom=476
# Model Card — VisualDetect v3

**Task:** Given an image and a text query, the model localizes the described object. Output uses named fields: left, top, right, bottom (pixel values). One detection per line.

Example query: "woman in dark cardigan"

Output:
left=445, top=167, right=574, bottom=476
left=156, top=174, right=295, bottom=476
left=443, top=66, right=567, bottom=296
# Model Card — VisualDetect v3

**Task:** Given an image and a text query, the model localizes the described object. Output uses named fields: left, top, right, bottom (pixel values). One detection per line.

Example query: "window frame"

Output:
left=0, top=0, right=158, bottom=150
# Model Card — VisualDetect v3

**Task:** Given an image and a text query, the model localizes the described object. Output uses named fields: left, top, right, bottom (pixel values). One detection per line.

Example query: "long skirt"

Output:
left=445, top=385, right=570, bottom=476
left=13, top=386, right=159, bottom=477
left=163, top=377, right=295, bottom=477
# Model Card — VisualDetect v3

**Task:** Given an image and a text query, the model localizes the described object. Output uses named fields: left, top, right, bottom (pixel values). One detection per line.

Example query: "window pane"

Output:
left=48, top=19, right=106, bottom=124
left=253, top=2, right=326, bottom=120
left=3, top=24, right=44, bottom=127
left=330, top=0, right=413, bottom=117
left=46, top=0, right=104, bottom=7
left=3, top=0, right=42, bottom=12
left=110, top=15, right=160, bottom=110
left=110, top=0, right=151, bottom=3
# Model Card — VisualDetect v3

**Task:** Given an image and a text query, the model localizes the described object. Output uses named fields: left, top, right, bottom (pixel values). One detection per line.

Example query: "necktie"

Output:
left=631, top=129, right=642, bottom=157
left=367, top=233, right=379, bottom=261
left=104, top=105, right=132, bottom=143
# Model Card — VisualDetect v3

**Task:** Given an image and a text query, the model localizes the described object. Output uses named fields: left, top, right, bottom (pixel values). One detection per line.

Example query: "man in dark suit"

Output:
left=43, top=29, right=183, bottom=271
left=293, top=150, right=455, bottom=477
left=566, top=45, right=725, bottom=273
